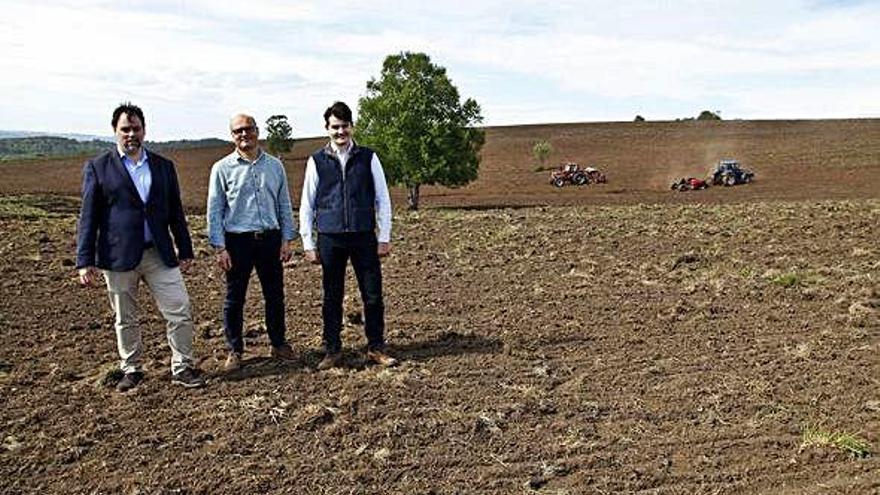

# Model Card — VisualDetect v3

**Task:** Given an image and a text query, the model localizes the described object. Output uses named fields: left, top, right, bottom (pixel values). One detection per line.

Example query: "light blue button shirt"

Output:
left=206, top=149, right=297, bottom=247
left=120, top=148, right=153, bottom=243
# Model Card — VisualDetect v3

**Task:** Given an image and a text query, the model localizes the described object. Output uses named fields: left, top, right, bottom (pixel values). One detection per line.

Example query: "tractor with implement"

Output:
left=550, top=163, right=607, bottom=187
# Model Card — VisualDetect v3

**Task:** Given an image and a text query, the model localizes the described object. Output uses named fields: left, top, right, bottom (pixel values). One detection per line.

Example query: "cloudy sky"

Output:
left=2, top=0, right=878, bottom=140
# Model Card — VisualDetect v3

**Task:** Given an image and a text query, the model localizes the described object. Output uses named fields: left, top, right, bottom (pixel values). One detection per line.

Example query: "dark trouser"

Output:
left=317, top=232, right=385, bottom=354
left=223, top=230, right=286, bottom=353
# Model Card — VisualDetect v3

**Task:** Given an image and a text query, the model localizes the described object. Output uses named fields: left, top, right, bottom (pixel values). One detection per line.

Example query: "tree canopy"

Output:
left=357, top=52, right=484, bottom=210
left=697, top=110, right=722, bottom=121
left=265, top=115, right=294, bottom=157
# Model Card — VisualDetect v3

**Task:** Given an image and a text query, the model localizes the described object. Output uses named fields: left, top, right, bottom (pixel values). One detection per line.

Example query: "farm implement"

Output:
left=671, top=177, right=709, bottom=191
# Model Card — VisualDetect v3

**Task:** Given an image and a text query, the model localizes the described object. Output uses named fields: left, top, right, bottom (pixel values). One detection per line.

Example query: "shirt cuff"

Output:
left=301, top=233, right=316, bottom=251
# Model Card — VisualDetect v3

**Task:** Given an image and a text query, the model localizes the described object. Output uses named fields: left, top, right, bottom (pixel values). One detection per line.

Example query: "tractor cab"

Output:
left=709, top=159, right=755, bottom=186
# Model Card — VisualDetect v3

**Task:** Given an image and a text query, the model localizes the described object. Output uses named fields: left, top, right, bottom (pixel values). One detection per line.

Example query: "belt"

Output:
left=229, top=229, right=279, bottom=240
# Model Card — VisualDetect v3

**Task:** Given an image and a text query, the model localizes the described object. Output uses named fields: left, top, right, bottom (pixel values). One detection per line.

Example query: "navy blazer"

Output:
left=76, top=149, right=194, bottom=271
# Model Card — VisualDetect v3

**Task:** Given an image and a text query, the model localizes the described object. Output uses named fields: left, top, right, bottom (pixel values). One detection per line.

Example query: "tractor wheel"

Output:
left=724, top=175, right=736, bottom=186
left=573, top=174, right=587, bottom=186
left=552, top=177, right=565, bottom=188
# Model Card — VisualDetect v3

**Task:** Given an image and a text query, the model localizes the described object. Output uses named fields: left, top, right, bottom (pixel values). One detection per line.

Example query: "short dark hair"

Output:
left=323, top=101, right=353, bottom=127
left=111, top=102, right=145, bottom=130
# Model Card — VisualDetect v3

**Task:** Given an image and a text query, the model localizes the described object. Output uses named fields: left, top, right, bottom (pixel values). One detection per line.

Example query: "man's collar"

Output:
left=117, top=147, right=147, bottom=165
left=235, top=147, right=263, bottom=163
left=327, top=140, right=356, bottom=155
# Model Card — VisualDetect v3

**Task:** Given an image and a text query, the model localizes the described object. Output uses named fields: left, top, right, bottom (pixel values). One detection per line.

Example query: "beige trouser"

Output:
left=103, top=248, right=194, bottom=375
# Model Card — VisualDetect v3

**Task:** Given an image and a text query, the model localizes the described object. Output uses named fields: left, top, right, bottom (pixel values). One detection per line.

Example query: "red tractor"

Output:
left=550, top=163, right=607, bottom=187
left=671, top=177, right=709, bottom=191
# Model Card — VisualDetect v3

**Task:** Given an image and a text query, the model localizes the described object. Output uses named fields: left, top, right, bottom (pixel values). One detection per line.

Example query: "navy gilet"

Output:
left=312, top=144, right=377, bottom=233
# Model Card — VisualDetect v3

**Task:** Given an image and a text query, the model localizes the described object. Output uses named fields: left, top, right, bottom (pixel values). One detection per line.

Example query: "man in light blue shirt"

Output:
left=207, top=113, right=297, bottom=371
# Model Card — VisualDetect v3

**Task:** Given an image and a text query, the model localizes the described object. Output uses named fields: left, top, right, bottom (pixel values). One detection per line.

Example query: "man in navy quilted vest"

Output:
left=299, top=101, right=398, bottom=370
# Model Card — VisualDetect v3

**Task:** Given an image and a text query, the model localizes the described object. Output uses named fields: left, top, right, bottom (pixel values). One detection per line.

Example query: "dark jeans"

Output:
left=317, top=232, right=385, bottom=353
left=223, top=230, right=286, bottom=353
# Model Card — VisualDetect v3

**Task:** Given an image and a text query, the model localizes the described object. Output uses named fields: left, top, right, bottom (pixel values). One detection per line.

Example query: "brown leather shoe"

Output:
left=224, top=352, right=242, bottom=372
left=317, top=352, right=342, bottom=370
left=271, top=344, right=296, bottom=362
left=366, top=348, right=399, bottom=367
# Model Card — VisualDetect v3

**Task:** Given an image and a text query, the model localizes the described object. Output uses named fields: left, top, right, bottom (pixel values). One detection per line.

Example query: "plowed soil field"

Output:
left=1, top=119, right=879, bottom=494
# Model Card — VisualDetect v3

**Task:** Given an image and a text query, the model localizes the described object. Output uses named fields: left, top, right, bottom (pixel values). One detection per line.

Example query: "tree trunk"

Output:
left=407, top=184, right=420, bottom=210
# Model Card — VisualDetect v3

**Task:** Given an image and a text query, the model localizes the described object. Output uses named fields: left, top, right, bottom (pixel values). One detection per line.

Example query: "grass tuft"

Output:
left=771, top=272, right=802, bottom=288
left=800, top=424, right=872, bottom=458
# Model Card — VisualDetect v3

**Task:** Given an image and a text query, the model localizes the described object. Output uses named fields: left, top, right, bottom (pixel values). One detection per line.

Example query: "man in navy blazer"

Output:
left=76, top=102, right=204, bottom=392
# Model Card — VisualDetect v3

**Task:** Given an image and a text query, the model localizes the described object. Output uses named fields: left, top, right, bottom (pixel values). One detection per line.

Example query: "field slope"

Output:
left=0, top=119, right=878, bottom=493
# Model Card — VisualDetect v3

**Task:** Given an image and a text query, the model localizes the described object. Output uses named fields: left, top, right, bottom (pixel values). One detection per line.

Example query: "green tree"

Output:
left=357, top=52, right=484, bottom=210
left=532, top=140, right=552, bottom=169
left=697, top=110, right=722, bottom=121
left=265, top=115, right=294, bottom=158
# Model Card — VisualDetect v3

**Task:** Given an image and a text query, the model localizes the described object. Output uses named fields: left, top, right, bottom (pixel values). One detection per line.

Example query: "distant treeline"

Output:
left=0, top=136, right=227, bottom=161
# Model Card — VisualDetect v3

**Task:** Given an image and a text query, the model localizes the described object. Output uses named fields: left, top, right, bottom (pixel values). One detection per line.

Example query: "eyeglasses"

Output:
left=232, top=125, right=257, bottom=135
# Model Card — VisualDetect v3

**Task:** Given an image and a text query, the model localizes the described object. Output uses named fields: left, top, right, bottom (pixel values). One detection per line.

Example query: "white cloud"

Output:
left=730, top=85, right=880, bottom=119
left=0, top=0, right=877, bottom=138
left=181, top=0, right=323, bottom=22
